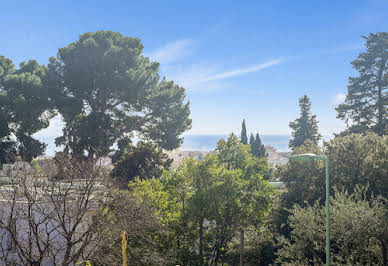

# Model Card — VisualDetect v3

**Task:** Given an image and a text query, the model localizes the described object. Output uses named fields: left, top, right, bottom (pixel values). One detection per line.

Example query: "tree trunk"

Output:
left=240, top=227, right=244, bottom=266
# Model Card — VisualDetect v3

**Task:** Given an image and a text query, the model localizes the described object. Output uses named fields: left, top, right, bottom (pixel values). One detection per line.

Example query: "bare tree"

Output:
left=0, top=156, right=115, bottom=265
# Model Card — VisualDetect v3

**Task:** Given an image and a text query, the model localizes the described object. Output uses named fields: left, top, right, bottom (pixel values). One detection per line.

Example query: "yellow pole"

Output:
left=121, top=230, right=127, bottom=266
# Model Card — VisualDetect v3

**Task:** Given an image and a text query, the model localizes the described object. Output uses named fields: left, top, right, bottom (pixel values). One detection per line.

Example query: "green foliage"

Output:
left=337, top=32, right=388, bottom=136
left=91, top=190, right=169, bottom=265
left=128, top=134, right=273, bottom=265
left=326, top=132, right=388, bottom=198
left=249, top=133, right=255, bottom=146
left=0, top=55, right=52, bottom=163
left=112, top=141, right=172, bottom=185
left=251, top=132, right=267, bottom=158
left=48, top=31, right=191, bottom=158
left=275, top=133, right=388, bottom=238
left=129, top=177, right=181, bottom=225
left=226, top=227, right=276, bottom=266
left=216, top=134, right=268, bottom=175
left=241, top=119, right=248, bottom=144
left=289, top=95, right=321, bottom=149
left=276, top=188, right=388, bottom=265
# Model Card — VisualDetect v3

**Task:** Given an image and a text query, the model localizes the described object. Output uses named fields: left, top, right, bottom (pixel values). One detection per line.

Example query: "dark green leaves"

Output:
left=337, top=32, right=388, bottom=136
left=49, top=31, right=191, bottom=158
left=289, top=95, right=321, bottom=149
left=0, top=56, right=51, bottom=164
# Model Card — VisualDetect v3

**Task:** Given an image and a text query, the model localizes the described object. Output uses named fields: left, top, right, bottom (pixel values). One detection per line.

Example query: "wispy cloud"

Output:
left=200, top=58, right=283, bottom=83
left=147, top=39, right=283, bottom=93
left=164, top=59, right=283, bottom=93
left=331, top=93, right=346, bottom=106
left=145, top=39, right=194, bottom=65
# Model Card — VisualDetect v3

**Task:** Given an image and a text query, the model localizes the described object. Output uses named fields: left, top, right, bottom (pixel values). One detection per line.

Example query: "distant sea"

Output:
left=38, top=134, right=292, bottom=157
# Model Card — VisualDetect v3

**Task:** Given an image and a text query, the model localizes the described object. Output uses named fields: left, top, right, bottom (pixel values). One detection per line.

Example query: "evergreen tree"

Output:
left=249, top=133, right=255, bottom=146
left=255, top=133, right=267, bottom=158
left=241, top=119, right=248, bottom=144
left=250, top=133, right=266, bottom=158
left=251, top=135, right=258, bottom=157
left=111, top=141, right=172, bottom=186
left=48, top=31, right=191, bottom=159
left=289, top=95, right=321, bottom=149
left=0, top=56, right=53, bottom=164
left=336, top=32, right=388, bottom=136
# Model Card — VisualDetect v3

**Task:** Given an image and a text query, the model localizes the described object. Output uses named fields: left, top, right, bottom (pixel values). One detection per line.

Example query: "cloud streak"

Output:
left=147, top=39, right=284, bottom=93
left=145, top=39, right=194, bottom=65
left=200, top=58, right=283, bottom=83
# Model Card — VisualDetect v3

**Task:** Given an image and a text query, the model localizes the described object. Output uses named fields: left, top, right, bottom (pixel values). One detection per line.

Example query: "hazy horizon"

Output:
left=37, top=133, right=337, bottom=156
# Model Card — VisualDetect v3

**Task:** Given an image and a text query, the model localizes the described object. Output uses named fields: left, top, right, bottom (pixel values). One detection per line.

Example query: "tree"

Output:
left=129, top=174, right=187, bottom=264
left=251, top=133, right=266, bottom=158
left=336, top=32, right=388, bottom=136
left=47, top=31, right=191, bottom=159
left=325, top=132, right=388, bottom=198
left=0, top=56, right=53, bottom=164
left=289, top=95, right=321, bottom=149
left=274, top=132, right=388, bottom=238
left=276, top=188, right=388, bottom=265
left=91, top=190, right=168, bottom=265
left=241, top=119, right=248, bottom=144
left=215, top=134, right=272, bottom=265
left=128, top=135, right=272, bottom=265
left=249, top=134, right=255, bottom=146
left=0, top=56, right=14, bottom=156
left=111, top=141, right=172, bottom=186
left=0, top=157, right=116, bottom=265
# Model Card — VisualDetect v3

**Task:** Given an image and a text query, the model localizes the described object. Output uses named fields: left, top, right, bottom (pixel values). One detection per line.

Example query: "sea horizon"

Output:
left=38, top=133, right=336, bottom=157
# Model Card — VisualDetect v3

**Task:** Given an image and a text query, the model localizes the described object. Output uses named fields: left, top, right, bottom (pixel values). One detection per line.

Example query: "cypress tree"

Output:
left=255, top=133, right=267, bottom=158
left=249, top=133, right=255, bottom=145
left=251, top=135, right=258, bottom=157
left=289, top=95, right=321, bottom=150
left=241, top=119, right=248, bottom=144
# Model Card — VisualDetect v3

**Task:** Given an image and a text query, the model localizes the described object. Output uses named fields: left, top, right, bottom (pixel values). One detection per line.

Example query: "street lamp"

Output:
left=290, top=153, right=331, bottom=266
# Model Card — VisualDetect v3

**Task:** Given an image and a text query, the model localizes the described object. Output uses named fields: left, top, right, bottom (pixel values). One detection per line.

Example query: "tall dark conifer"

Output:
left=336, top=32, right=388, bottom=136
left=289, top=95, right=321, bottom=150
left=255, top=133, right=267, bottom=158
left=241, top=119, right=248, bottom=144
left=249, top=134, right=255, bottom=146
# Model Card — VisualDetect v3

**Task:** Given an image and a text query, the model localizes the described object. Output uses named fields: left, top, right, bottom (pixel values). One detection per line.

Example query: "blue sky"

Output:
left=1, top=0, right=388, bottom=141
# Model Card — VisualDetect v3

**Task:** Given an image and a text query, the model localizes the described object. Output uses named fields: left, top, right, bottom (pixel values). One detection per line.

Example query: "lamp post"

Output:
left=290, top=153, right=331, bottom=266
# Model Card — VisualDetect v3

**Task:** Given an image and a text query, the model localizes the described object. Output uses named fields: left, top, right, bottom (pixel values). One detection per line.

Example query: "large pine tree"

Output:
left=48, top=31, right=191, bottom=159
left=289, top=95, right=321, bottom=149
left=336, top=32, right=388, bottom=136
left=241, top=119, right=248, bottom=144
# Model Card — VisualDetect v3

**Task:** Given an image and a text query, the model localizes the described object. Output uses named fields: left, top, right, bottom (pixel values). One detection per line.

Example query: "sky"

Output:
left=1, top=0, right=388, bottom=143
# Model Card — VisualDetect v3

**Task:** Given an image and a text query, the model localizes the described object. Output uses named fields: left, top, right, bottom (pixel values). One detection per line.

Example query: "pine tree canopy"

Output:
left=289, top=95, right=321, bottom=149
left=48, top=31, right=192, bottom=159
left=336, top=32, right=388, bottom=136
